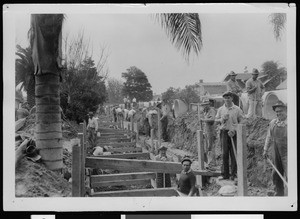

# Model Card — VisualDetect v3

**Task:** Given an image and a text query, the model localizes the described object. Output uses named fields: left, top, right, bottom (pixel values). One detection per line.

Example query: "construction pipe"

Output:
left=262, top=90, right=287, bottom=120
left=173, top=99, right=188, bottom=118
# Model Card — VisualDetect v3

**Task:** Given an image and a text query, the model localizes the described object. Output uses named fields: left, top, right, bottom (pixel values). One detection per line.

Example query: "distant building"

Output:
left=196, top=79, right=227, bottom=101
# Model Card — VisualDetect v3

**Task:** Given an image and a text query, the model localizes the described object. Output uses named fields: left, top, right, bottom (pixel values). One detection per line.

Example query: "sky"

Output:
left=14, top=4, right=287, bottom=95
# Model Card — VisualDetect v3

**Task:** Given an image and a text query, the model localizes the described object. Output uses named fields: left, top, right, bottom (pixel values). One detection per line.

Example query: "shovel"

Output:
left=230, top=136, right=237, bottom=163
left=267, top=157, right=288, bottom=187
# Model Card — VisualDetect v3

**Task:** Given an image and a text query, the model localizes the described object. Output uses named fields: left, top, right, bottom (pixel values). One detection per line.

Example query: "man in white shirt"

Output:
left=215, top=91, right=244, bottom=180
left=87, top=112, right=98, bottom=148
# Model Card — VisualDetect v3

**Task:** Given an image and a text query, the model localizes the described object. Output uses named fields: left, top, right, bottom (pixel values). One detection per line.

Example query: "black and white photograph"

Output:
left=3, top=3, right=297, bottom=211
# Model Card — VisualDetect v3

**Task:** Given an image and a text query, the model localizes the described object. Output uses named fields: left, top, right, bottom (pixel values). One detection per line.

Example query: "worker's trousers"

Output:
left=87, top=127, right=96, bottom=148
left=220, top=130, right=237, bottom=178
left=247, top=99, right=262, bottom=118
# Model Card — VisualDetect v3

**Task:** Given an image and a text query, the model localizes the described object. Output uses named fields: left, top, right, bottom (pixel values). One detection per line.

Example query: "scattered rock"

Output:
left=218, top=185, right=237, bottom=196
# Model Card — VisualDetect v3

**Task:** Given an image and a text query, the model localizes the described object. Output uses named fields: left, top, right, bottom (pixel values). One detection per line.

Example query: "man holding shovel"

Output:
left=215, top=91, right=244, bottom=180
left=246, top=68, right=265, bottom=118
left=263, top=100, right=288, bottom=196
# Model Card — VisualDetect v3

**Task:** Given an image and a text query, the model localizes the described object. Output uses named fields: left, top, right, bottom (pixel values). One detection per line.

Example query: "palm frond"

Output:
left=269, top=13, right=286, bottom=41
left=155, top=13, right=202, bottom=62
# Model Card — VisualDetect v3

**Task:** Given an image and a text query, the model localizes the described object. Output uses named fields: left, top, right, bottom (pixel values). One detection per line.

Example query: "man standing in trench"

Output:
left=245, top=68, right=265, bottom=118
left=200, top=99, right=217, bottom=170
left=263, top=100, right=287, bottom=196
left=87, top=112, right=98, bottom=148
left=215, top=91, right=244, bottom=180
left=226, top=71, right=243, bottom=107
left=154, top=145, right=173, bottom=188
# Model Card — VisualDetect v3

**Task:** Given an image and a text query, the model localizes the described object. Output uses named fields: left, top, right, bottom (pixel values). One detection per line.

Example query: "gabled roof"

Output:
left=200, top=82, right=227, bottom=96
left=223, top=73, right=264, bottom=82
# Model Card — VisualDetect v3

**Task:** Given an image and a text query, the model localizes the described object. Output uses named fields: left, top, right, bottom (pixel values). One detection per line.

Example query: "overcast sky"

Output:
left=14, top=5, right=287, bottom=95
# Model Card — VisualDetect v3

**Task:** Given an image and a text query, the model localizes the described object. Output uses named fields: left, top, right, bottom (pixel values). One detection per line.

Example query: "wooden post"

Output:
left=135, top=122, right=139, bottom=142
left=197, top=104, right=201, bottom=125
left=157, top=110, right=161, bottom=147
left=196, top=130, right=205, bottom=189
left=150, top=129, right=154, bottom=152
left=72, top=144, right=81, bottom=197
left=237, top=124, right=247, bottom=196
left=78, top=133, right=85, bottom=196
left=130, top=117, right=134, bottom=132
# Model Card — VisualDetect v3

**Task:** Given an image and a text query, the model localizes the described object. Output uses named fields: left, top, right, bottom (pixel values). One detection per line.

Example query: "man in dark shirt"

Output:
left=177, top=156, right=198, bottom=196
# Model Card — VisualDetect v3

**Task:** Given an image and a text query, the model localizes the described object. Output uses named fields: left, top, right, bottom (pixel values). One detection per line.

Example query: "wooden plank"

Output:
left=97, top=142, right=136, bottom=148
left=91, top=172, right=156, bottom=183
left=196, top=130, right=205, bottom=189
left=157, top=110, right=161, bottom=147
left=72, top=144, right=81, bottom=197
left=237, top=124, right=248, bottom=196
left=105, top=147, right=142, bottom=153
left=86, top=157, right=221, bottom=176
left=92, top=179, right=151, bottom=188
left=91, top=187, right=179, bottom=197
left=93, top=152, right=150, bottom=159
left=97, top=138, right=131, bottom=142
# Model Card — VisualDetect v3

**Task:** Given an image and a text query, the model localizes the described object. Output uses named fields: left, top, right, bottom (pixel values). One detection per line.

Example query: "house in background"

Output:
left=196, top=79, right=227, bottom=101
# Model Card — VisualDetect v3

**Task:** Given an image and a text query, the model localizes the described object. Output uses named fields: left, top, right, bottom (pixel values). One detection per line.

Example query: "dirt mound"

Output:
left=15, top=158, right=71, bottom=197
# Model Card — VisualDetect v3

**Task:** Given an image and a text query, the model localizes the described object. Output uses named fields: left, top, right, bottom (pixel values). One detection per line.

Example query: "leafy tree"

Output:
left=261, top=60, right=287, bottom=91
left=177, top=85, right=200, bottom=105
left=15, top=45, right=35, bottom=108
left=106, top=77, right=124, bottom=104
left=122, top=66, right=153, bottom=102
left=61, top=57, right=107, bottom=123
left=161, top=87, right=180, bottom=104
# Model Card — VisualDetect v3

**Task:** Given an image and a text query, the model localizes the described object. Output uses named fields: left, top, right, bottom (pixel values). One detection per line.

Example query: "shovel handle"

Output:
left=230, top=136, right=237, bottom=163
left=267, top=158, right=288, bottom=187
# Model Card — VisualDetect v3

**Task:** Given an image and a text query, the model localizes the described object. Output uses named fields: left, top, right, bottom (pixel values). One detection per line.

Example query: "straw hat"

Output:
left=252, top=68, right=259, bottom=75
left=229, top=71, right=237, bottom=76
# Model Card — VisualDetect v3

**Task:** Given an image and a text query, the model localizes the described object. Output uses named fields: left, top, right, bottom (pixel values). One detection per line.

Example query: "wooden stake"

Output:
left=150, top=129, right=154, bottom=152
left=196, top=130, right=205, bottom=189
left=157, top=110, right=161, bottom=147
left=72, top=144, right=81, bottom=197
left=237, top=124, right=248, bottom=196
left=78, top=133, right=85, bottom=197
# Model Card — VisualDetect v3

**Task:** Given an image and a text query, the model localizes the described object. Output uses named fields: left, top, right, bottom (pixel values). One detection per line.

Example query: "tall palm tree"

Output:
left=15, top=45, right=35, bottom=108
left=29, top=14, right=64, bottom=170
left=155, top=13, right=203, bottom=62
left=29, top=13, right=202, bottom=170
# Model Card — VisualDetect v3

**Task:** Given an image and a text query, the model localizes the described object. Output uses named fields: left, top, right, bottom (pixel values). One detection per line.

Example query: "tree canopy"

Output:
left=106, top=77, right=124, bottom=104
left=162, top=85, right=200, bottom=105
left=122, top=66, right=153, bottom=102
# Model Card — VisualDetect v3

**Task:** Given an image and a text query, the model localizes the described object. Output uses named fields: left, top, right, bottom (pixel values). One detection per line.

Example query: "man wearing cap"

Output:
left=87, top=112, right=98, bottom=148
left=215, top=91, right=244, bottom=180
left=155, top=145, right=174, bottom=188
left=245, top=68, right=265, bottom=118
left=226, top=71, right=243, bottom=106
left=200, top=99, right=217, bottom=170
left=263, top=101, right=287, bottom=196
left=177, top=156, right=198, bottom=196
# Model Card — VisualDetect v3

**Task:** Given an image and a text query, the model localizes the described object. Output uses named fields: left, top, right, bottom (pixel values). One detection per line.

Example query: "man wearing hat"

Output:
left=215, top=91, right=244, bottom=180
left=226, top=71, right=242, bottom=106
left=245, top=68, right=265, bottom=118
left=87, top=111, right=99, bottom=148
left=200, top=99, right=217, bottom=170
left=155, top=145, right=174, bottom=188
left=177, top=156, right=198, bottom=196
left=263, top=100, right=287, bottom=196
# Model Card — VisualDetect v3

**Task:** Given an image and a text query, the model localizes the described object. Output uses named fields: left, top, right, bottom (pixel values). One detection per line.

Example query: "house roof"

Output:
left=223, top=72, right=264, bottom=82
left=200, top=83, right=227, bottom=96
left=276, top=79, right=287, bottom=90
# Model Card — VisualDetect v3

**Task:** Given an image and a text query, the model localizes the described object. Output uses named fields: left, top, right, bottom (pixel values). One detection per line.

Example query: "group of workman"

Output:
left=155, top=68, right=287, bottom=196
left=85, top=68, right=287, bottom=196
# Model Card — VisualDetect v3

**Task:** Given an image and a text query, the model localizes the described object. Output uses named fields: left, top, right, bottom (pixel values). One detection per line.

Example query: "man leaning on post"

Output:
left=215, top=91, right=244, bottom=181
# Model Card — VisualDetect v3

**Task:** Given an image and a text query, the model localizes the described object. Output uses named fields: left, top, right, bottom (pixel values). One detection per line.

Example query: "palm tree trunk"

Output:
left=35, top=73, right=63, bottom=170
left=30, top=14, right=64, bottom=170
left=27, top=75, right=36, bottom=109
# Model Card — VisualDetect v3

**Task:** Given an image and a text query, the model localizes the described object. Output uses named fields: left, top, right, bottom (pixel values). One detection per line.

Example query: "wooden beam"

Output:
left=97, top=138, right=131, bottom=143
left=72, top=144, right=81, bottom=197
left=92, top=179, right=151, bottom=188
left=93, top=152, right=150, bottom=159
left=196, top=130, right=205, bottom=189
left=79, top=132, right=85, bottom=197
left=91, top=187, right=179, bottom=197
left=97, top=142, right=136, bottom=148
left=86, top=157, right=221, bottom=176
left=105, top=146, right=142, bottom=154
left=237, top=124, right=248, bottom=196
left=91, top=172, right=156, bottom=183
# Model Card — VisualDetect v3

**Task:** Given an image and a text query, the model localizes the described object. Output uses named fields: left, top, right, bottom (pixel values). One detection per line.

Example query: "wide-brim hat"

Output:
left=229, top=71, right=237, bottom=76
left=222, top=91, right=233, bottom=98
left=252, top=68, right=259, bottom=74
left=272, top=100, right=287, bottom=111
left=181, top=156, right=193, bottom=164
left=158, top=145, right=168, bottom=151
